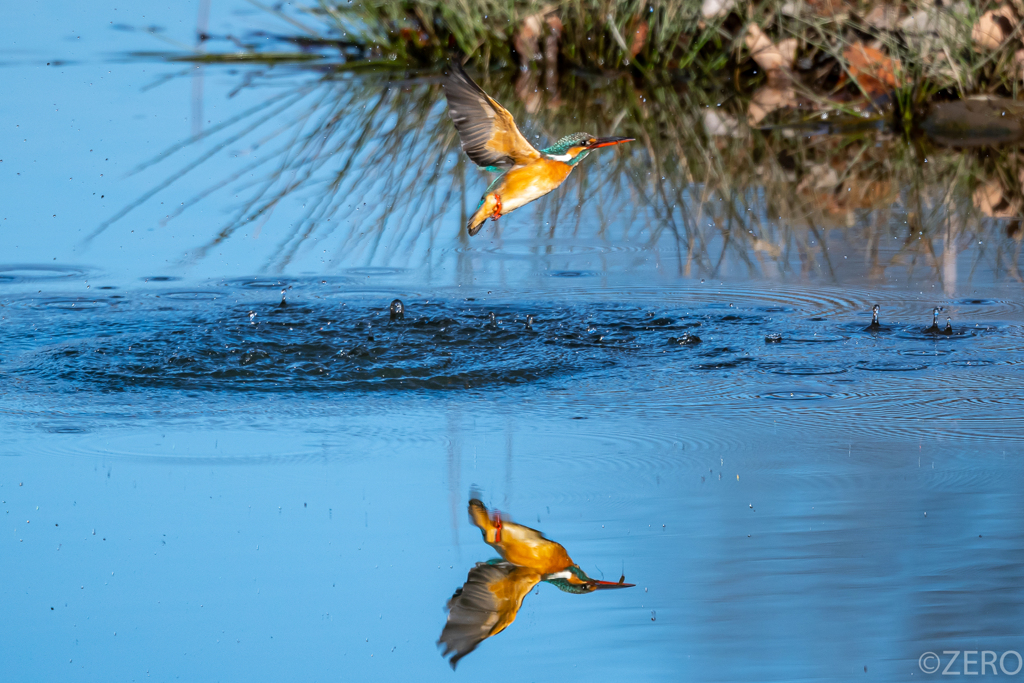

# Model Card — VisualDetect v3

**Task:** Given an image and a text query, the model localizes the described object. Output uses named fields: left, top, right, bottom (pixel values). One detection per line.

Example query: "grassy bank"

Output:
left=278, top=1, right=1024, bottom=113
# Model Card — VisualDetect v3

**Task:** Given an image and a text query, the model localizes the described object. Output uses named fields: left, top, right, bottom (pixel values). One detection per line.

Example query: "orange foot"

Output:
left=493, top=512, right=503, bottom=543
left=491, top=194, right=502, bottom=221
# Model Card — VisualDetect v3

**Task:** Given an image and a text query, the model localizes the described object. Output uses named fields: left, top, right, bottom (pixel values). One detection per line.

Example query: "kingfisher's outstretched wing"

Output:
left=438, top=561, right=541, bottom=669
left=443, top=62, right=541, bottom=170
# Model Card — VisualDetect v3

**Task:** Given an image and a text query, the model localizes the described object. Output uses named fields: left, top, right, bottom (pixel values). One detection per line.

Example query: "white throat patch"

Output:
left=546, top=570, right=574, bottom=580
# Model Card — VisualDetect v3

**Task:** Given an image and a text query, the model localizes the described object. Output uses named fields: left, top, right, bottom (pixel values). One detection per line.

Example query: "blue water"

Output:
left=3, top=2, right=1024, bottom=682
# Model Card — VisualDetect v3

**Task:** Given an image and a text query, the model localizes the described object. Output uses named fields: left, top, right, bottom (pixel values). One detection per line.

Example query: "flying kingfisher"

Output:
left=443, top=62, right=634, bottom=236
left=437, top=499, right=634, bottom=668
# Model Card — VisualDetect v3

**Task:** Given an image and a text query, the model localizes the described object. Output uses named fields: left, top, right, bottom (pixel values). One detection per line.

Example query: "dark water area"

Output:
left=3, top=2, right=1024, bottom=682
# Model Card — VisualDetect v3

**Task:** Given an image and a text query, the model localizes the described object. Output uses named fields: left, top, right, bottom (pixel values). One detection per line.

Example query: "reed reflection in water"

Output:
left=95, top=60, right=1024, bottom=287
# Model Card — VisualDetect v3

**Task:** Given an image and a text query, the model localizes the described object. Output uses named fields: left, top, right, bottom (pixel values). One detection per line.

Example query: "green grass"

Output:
left=168, top=0, right=1024, bottom=131
left=293, top=0, right=1024, bottom=99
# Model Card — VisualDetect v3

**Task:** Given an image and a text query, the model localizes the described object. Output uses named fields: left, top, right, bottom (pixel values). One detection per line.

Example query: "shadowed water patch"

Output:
left=22, top=297, right=115, bottom=311
left=0, top=265, right=89, bottom=283
left=855, top=360, right=929, bottom=372
left=898, top=348, right=954, bottom=357
left=894, top=327, right=978, bottom=341
left=222, top=277, right=292, bottom=289
left=548, top=270, right=600, bottom=278
left=162, top=291, right=224, bottom=301
left=4, top=290, right=1020, bottom=416
left=763, top=362, right=848, bottom=375
left=761, top=390, right=832, bottom=400
left=344, top=267, right=409, bottom=277
left=13, top=299, right=731, bottom=392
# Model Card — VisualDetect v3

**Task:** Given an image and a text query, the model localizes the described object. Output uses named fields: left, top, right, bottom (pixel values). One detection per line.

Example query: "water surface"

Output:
left=2, top=3, right=1024, bottom=681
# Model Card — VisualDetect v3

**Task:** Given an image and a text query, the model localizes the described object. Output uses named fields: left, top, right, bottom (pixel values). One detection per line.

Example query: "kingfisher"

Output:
left=468, top=498, right=635, bottom=593
left=443, top=62, right=634, bottom=236
left=437, top=499, right=634, bottom=668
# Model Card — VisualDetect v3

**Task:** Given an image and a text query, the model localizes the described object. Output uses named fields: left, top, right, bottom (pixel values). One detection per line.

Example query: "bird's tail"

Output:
left=468, top=499, right=500, bottom=544
left=466, top=195, right=498, bottom=236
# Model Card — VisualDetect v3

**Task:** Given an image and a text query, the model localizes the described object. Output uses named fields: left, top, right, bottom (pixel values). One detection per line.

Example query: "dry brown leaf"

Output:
left=701, top=0, right=736, bottom=19
left=780, top=1, right=803, bottom=18
left=543, top=15, right=562, bottom=77
left=972, top=6, right=1017, bottom=50
left=796, top=164, right=840, bottom=193
left=805, top=0, right=852, bottom=20
left=513, top=15, right=542, bottom=65
left=703, top=109, right=741, bottom=137
left=777, top=38, right=798, bottom=67
left=515, top=70, right=542, bottom=114
left=630, top=20, right=649, bottom=57
left=747, top=84, right=797, bottom=125
left=744, top=24, right=796, bottom=74
left=398, top=28, right=429, bottom=47
left=973, top=178, right=1020, bottom=218
left=840, top=42, right=899, bottom=97
left=513, top=8, right=561, bottom=67
left=863, top=4, right=901, bottom=30
left=844, top=179, right=895, bottom=210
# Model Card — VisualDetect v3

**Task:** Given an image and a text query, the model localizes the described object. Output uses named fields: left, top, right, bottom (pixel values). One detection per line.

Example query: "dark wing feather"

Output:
left=443, top=62, right=540, bottom=170
left=438, top=561, right=539, bottom=669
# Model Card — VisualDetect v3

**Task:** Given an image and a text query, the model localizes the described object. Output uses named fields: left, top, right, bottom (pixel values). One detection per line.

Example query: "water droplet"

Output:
left=865, top=304, right=885, bottom=331
left=669, top=333, right=701, bottom=345
left=651, top=610, right=656, bottom=622
left=279, top=289, right=287, bottom=307
left=248, top=311, right=256, bottom=323
left=389, top=299, right=404, bottom=321
left=943, top=317, right=953, bottom=335
left=525, top=315, right=534, bottom=329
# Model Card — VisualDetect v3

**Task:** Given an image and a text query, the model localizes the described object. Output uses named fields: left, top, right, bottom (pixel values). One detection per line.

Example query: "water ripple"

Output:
left=0, top=265, right=90, bottom=282
left=3, top=285, right=1023, bottom=448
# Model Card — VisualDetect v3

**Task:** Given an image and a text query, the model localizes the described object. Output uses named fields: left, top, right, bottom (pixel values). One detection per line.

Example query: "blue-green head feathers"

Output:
left=546, top=578, right=592, bottom=593
left=541, top=132, right=594, bottom=165
left=542, top=132, right=593, bottom=155
left=544, top=565, right=594, bottom=593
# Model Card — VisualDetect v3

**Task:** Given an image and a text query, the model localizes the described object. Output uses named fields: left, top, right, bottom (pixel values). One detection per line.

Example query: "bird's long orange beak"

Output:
left=590, top=579, right=635, bottom=590
left=589, top=137, right=634, bottom=149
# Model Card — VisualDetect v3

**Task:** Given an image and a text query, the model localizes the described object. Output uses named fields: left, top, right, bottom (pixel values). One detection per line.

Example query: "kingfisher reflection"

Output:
left=439, top=499, right=633, bottom=668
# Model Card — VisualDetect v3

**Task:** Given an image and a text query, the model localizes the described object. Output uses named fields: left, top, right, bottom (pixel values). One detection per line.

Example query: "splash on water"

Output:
left=389, top=299, right=405, bottom=321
